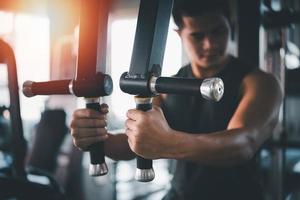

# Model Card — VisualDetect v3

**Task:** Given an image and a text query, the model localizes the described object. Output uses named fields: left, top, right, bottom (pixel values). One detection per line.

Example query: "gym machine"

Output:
left=0, top=39, right=65, bottom=199
left=119, top=0, right=224, bottom=182
left=23, top=0, right=113, bottom=177
left=23, top=0, right=224, bottom=184
left=260, top=0, right=300, bottom=199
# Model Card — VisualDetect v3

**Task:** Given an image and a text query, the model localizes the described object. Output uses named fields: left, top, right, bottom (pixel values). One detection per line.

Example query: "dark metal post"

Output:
left=23, top=0, right=113, bottom=177
left=0, top=39, right=27, bottom=179
left=119, top=0, right=224, bottom=182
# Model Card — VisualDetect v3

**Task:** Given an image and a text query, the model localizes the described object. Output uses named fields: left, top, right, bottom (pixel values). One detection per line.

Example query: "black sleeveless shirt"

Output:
left=161, top=56, right=263, bottom=200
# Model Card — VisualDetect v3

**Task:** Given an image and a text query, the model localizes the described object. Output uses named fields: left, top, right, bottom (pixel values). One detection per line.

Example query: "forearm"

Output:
left=167, top=128, right=262, bottom=166
left=104, top=133, right=135, bottom=161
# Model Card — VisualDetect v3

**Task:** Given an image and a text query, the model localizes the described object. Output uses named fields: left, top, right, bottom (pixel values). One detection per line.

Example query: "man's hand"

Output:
left=70, top=104, right=109, bottom=150
left=125, top=105, right=174, bottom=159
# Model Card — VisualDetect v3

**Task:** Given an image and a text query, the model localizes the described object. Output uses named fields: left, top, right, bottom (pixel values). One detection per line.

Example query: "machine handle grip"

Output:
left=86, top=100, right=108, bottom=176
left=134, top=97, right=155, bottom=182
left=23, top=80, right=71, bottom=97
left=23, top=74, right=113, bottom=98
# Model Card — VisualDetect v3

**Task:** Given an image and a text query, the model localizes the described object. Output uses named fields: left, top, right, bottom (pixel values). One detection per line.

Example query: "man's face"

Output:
left=178, top=13, right=230, bottom=68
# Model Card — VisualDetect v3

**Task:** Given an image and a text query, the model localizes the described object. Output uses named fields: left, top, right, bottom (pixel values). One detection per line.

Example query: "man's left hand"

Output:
left=125, top=105, right=174, bottom=159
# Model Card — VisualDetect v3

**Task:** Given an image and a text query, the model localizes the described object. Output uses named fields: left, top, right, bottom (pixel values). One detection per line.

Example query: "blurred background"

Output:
left=0, top=0, right=299, bottom=199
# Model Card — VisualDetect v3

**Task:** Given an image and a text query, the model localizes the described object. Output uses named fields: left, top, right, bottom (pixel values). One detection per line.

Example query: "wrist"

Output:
left=162, top=129, right=186, bottom=159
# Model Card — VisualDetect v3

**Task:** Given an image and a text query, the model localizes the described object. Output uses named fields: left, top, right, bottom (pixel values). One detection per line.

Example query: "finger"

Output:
left=100, top=103, right=109, bottom=114
left=71, top=127, right=108, bottom=139
left=126, top=109, right=145, bottom=121
left=125, top=127, right=134, bottom=137
left=70, top=118, right=107, bottom=128
left=73, top=135, right=108, bottom=150
left=125, top=119, right=137, bottom=131
left=127, top=136, right=142, bottom=156
left=73, top=108, right=105, bottom=119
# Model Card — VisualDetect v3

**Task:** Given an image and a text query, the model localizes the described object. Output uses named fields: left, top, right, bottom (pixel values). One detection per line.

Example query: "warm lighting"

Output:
left=14, top=14, right=50, bottom=120
left=0, top=11, right=50, bottom=120
left=0, top=11, right=14, bottom=35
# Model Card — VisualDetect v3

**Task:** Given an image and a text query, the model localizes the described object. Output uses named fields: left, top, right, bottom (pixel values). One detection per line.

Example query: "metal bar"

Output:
left=237, top=0, right=260, bottom=67
left=23, top=0, right=113, bottom=177
left=0, top=39, right=27, bottom=178
left=124, top=0, right=173, bottom=182
left=129, top=0, right=173, bottom=77
left=76, top=0, right=111, bottom=177
left=76, top=0, right=109, bottom=79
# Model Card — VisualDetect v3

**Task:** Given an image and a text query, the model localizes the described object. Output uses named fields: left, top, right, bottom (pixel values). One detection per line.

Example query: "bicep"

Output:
left=227, top=71, right=282, bottom=131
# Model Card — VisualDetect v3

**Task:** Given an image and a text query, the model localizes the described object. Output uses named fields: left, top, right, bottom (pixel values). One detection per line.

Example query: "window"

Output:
left=0, top=11, right=50, bottom=121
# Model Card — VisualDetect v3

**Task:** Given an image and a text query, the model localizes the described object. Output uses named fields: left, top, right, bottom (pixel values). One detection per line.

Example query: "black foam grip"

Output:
left=86, top=102, right=106, bottom=165
left=136, top=101, right=153, bottom=169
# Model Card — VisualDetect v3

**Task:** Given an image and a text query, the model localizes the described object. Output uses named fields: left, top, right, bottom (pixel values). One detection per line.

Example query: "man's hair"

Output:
left=172, top=0, right=230, bottom=30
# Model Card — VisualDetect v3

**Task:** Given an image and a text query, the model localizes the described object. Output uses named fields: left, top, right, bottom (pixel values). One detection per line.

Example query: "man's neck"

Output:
left=191, top=56, right=230, bottom=79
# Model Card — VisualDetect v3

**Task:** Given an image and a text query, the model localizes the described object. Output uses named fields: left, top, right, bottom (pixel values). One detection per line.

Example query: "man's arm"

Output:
left=104, top=133, right=135, bottom=161
left=70, top=105, right=135, bottom=161
left=125, top=70, right=283, bottom=166
left=104, top=95, right=164, bottom=161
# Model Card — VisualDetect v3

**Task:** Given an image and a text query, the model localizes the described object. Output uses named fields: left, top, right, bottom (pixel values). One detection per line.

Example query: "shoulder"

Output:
left=243, top=69, right=280, bottom=89
left=241, top=69, right=283, bottom=102
left=173, top=63, right=191, bottom=78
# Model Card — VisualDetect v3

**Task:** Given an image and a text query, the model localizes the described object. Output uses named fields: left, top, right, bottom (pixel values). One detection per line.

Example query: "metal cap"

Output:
left=134, top=96, right=153, bottom=105
left=103, top=75, right=113, bottom=96
left=23, top=80, right=35, bottom=97
left=135, top=168, right=155, bottom=182
left=89, top=163, right=108, bottom=176
left=200, top=78, right=224, bottom=102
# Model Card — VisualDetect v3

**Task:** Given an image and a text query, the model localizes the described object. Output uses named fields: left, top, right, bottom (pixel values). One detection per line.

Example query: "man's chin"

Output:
left=197, top=56, right=225, bottom=68
left=197, top=60, right=219, bottom=68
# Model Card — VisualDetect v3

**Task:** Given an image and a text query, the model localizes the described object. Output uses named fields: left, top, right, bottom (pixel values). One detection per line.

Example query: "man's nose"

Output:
left=202, top=36, right=215, bottom=50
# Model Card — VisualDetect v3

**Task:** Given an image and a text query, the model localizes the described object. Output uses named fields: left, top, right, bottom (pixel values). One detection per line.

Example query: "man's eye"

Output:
left=212, top=27, right=227, bottom=35
left=191, top=33, right=205, bottom=40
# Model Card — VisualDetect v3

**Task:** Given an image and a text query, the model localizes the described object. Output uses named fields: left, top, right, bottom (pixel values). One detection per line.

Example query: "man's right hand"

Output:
left=70, top=104, right=109, bottom=150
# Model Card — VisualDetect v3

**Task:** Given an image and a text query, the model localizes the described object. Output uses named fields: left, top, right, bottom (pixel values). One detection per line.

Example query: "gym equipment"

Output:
left=28, top=109, right=68, bottom=174
left=260, top=1, right=300, bottom=199
left=0, top=106, right=11, bottom=154
left=0, top=39, right=65, bottom=199
left=23, top=0, right=113, bottom=177
left=119, top=0, right=224, bottom=182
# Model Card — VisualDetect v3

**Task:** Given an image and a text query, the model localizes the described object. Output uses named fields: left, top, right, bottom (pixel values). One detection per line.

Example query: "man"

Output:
left=70, top=0, right=282, bottom=199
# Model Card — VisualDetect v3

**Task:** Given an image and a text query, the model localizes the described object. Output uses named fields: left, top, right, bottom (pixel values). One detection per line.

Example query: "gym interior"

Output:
left=0, top=0, right=299, bottom=199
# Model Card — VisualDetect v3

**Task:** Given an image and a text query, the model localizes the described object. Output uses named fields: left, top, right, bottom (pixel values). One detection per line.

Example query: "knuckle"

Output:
left=98, top=119, right=106, bottom=128
left=70, top=121, right=74, bottom=128
left=70, top=120, right=77, bottom=128
left=72, top=110, right=78, bottom=118
left=70, top=129, right=77, bottom=137
left=96, top=128, right=105, bottom=135
left=73, top=139, right=81, bottom=148
left=103, top=119, right=107, bottom=127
